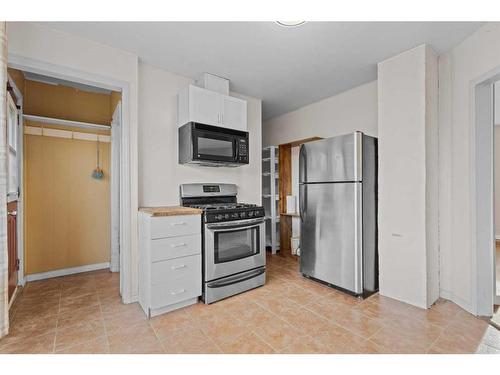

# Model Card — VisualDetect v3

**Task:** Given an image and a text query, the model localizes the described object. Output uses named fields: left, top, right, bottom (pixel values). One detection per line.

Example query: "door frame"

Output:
left=470, top=65, right=500, bottom=316
left=6, top=73, right=24, bottom=287
left=7, top=55, right=135, bottom=303
left=110, top=102, right=121, bottom=273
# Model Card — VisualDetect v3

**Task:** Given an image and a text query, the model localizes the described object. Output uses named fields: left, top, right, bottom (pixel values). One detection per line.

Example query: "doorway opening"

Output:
left=6, top=68, right=122, bottom=310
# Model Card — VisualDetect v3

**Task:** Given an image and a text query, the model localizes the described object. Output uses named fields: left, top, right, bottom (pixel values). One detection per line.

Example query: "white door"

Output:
left=222, top=96, right=247, bottom=131
left=190, top=86, right=221, bottom=126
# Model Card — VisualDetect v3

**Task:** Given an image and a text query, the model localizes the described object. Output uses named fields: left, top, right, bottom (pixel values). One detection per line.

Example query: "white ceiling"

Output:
left=42, top=22, right=483, bottom=119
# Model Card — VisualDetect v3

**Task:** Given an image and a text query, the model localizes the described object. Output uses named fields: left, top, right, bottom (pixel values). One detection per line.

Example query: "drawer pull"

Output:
left=170, top=243, right=187, bottom=248
left=171, top=289, right=186, bottom=295
left=171, top=222, right=186, bottom=226
left=171, top=264, right=187, bottom=270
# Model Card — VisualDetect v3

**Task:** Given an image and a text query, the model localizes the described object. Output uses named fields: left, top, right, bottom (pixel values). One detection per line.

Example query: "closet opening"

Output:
left=6, top=67, right=122, bottom=316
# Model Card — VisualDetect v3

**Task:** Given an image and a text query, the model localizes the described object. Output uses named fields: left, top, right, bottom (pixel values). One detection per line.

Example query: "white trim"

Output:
left=23, top=114, right=110, bottom=131
left=470, top=64, right=500, bottom=317
left=110, top=102, right=121, bottom=273
left=8, top=53, right=137, bottom=304
left=25, top=263, right=110, bottom=282
left=495, top=235, right=500, bottom=241
left=24, top=126, right=111, bottom=142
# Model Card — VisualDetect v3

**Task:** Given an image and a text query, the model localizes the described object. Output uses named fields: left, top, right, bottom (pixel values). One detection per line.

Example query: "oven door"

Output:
left=192, top=128, right=238, bottom=164
left=204, top=218, right=265, bottom=281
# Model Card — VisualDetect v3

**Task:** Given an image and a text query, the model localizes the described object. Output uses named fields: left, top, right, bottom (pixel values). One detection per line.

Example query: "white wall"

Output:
left=6, top=22, right=140, bottom=302
left=495, top=83, right=500, bottom=238
left=263, top=80, right=377, bottom=146
left=495, top=127, right=500, bottom=238
left=138, top=63, right=262, bottom=207
left=439, top=23, right=500, bottom=314
left=378, top=45, right=439, bottom=309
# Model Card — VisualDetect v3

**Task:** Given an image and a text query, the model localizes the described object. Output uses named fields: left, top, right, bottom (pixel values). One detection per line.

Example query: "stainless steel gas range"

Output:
left=180, top=183, right=266, bottom=304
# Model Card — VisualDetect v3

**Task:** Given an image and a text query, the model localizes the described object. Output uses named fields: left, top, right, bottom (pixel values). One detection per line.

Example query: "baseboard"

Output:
left=495, top=235, right=500, bottom=241
left=25, top=262, right=110, bottom=282
left=440, top=289, right=475, bottom=315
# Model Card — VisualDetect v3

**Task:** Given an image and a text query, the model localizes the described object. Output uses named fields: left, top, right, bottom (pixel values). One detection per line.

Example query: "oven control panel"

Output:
left=205, top=207, right=265, bottom=223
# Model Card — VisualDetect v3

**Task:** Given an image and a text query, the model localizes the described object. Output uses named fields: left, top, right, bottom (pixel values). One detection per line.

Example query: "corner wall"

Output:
left=377, top=45, right=439, bottom=309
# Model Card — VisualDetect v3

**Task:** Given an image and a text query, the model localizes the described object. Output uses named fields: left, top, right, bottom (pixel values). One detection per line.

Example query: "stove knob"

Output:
left=232, top=213, right=239, bottom=219
left=217, top=214, right=224, bottom=220
left=241, top=212, right=246, bottom=218
left=224, top=213, right=230, bottom=220
left=248, top=211, right=254, bottom=217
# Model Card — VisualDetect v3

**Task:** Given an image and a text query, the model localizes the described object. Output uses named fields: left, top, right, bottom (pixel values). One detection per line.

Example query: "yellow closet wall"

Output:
left=25, top=136, right=111, bottom=273
left=23, top=79, right=119, bottom=275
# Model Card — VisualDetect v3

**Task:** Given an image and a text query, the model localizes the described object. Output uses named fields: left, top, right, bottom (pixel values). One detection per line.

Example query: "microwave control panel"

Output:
left=237, top=139, right=248, bottom=161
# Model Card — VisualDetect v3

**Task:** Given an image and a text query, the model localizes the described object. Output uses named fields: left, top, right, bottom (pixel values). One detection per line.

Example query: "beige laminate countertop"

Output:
left=138, top=206, right=203, bottom=217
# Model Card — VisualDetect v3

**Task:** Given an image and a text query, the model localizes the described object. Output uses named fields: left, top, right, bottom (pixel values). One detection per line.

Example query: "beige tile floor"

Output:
left=1, top=253, right=500, bottom=354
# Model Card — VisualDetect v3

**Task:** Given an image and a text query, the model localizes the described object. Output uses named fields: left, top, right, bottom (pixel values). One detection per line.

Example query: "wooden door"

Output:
left=7, top=201, right=18, bottom=301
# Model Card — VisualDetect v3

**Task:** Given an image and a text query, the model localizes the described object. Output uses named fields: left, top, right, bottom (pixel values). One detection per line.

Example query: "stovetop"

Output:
left=185, top=202, right=265, bottom=223
left=180, top=183, right=265, bottom=223
left=189, top=203, right=258, bottom=211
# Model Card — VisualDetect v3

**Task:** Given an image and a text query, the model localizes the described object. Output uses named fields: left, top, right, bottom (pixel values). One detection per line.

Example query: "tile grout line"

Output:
left=52, top=284, right=63, bottom=353
left=96, top=281, right=112, bottom=354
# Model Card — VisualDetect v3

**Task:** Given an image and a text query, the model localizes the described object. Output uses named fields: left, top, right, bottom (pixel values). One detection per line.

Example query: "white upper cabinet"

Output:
left=221, top=95, right=247, bottom=131
left=188, top=85, right=220, bottom=126
left=178, top=85, right=247, bottom=131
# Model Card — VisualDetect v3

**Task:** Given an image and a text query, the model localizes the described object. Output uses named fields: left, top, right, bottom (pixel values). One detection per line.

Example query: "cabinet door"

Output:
left=222, top=96, right=247, bottom=131
left=190, top=86, right=221, bottom=126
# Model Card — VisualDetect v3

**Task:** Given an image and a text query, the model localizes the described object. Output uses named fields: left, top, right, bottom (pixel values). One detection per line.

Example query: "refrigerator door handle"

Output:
left=299, top=184, right=306, bottom=222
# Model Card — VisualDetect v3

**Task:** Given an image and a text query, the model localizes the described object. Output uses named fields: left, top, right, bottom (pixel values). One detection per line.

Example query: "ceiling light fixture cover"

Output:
left=275, top=21, right=306, bottom=27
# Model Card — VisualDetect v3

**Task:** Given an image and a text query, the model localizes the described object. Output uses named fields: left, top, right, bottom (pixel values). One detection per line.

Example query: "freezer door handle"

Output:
left=299, top=144, right=307, bottom=183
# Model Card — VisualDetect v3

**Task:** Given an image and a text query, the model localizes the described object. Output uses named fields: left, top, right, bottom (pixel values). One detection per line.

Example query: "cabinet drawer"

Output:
left=151, top=261, right=202, bottom=308
left=151, top=254, right=201, bottom=286
left=151, top=234, right=201, bottom=262
left=150, top=215, right=200, bottom=239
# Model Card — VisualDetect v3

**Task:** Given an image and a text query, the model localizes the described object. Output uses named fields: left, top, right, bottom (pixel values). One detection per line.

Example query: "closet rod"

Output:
left=23, top=114, right=110, bottom=131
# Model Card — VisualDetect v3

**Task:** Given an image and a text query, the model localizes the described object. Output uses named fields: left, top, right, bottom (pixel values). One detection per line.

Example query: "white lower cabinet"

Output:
left=138, top=211, right=202, bottom=317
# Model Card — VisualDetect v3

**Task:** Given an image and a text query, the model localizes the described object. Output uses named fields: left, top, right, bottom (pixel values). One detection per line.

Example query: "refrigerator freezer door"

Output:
left=299, top=132, right=362, bottom=183
left=299, top=182, right=363, bottom=294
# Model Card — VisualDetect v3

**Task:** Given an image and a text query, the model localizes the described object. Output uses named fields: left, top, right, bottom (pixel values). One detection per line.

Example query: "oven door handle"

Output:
left=206, top=267, right=265, bottom=289
left=206, top=218, right=264, bottom=230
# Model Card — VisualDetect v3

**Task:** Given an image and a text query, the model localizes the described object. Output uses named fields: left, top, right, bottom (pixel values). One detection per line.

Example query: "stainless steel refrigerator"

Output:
left=299, top=132, right=378, bottom=296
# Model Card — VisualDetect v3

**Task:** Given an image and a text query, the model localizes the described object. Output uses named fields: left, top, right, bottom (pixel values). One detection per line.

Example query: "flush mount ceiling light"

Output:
left=275, top=21, right=307, bottom=27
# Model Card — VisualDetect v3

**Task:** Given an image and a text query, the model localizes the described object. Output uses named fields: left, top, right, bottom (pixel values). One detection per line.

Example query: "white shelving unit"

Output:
left=262, top=146, right=280, bottom=254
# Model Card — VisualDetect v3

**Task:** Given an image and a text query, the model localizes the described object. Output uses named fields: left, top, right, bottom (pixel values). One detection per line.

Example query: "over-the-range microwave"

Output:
left=178, top=122, right=249, bottom=167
